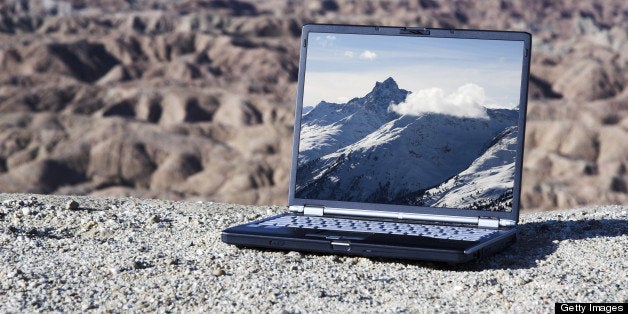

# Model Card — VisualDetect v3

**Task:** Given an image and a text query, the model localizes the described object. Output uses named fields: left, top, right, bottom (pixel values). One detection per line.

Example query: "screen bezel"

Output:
left=288, top=24, right=532, bottom=223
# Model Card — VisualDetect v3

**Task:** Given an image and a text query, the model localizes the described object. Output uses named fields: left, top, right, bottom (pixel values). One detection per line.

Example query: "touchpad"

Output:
left=305, top=231, right=370, bottom=241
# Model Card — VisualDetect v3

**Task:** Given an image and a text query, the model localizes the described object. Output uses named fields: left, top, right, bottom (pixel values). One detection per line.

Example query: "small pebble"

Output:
left=286, top=251, right=302, bottom=258
left=267, top=292, right=277, bottom=302
left=212, top=267, right=225, bottom=277
left=132, top=260, right=150, bottom=270
left=83, top=221, right=97, bottom=232
left=149, top=214, right=161, bottom=223
left=66, top=200, right=80, bottom=211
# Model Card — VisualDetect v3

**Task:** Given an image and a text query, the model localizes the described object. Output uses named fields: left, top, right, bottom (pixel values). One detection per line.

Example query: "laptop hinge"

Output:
left=303, top=205, right=324, bottom=216
left=290, top=206, right=516, bottom=227
left=315, top=207, right=479, bottom=225
left=478, top=217, right=500, bottom=229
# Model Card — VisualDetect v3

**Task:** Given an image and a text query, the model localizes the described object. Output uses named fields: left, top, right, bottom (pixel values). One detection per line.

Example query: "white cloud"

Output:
left=389, top=84, right=489, bottom=119
left=314, top=35, right=336, bottom=47
left=344, top=51, right=354, bottom=58
left=359, top=50, right=377, bottom=60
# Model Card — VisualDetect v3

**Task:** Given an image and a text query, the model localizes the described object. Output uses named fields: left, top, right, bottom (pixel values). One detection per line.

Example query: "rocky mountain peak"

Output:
left=374, top=77, right=399, bottom=91
left=357, top=77, right=409, bottom=113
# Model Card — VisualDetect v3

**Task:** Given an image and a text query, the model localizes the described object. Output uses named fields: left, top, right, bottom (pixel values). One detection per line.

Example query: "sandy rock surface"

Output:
left=0, top=193, right=626, bottom=312
left=0, top=0, right=627, bottom=210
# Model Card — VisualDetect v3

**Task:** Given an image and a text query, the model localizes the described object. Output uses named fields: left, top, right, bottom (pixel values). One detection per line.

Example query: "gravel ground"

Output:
left=0, top=193, right=626, bottom=312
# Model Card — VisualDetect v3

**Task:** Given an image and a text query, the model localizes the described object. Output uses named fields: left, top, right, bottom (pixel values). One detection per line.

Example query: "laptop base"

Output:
left=222, top=214, right=517, bottom=263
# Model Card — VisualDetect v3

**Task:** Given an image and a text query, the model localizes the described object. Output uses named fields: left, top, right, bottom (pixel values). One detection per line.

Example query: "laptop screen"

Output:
left=295, top=32, right=525, bottom=212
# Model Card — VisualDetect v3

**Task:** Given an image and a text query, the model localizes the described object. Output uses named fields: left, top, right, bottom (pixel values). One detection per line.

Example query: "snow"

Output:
left=424, top=126, right=518, bottom=211
left=298, top=77, right=409, bottom=166
left=295, top=77, right=520, bottom=211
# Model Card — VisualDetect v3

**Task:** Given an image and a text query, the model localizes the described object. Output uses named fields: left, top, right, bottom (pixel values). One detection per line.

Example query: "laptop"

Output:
left=222, top=24, right=531, bottom=263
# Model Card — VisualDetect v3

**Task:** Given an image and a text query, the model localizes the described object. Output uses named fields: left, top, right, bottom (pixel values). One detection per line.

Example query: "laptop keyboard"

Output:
left=258, top=215, right=499, bottom=242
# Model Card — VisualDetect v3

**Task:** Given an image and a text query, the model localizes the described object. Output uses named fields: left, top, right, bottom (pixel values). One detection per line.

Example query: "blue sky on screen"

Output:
left=302, top=32, right=524, bottom=111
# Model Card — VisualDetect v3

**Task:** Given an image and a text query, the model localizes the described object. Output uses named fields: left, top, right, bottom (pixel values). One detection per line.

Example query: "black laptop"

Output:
left=222, top=24, right=531, bottom=263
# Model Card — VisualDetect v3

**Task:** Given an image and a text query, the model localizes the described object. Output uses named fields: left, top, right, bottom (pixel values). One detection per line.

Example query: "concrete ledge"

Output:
left=1, top=193, right=626, bottom=312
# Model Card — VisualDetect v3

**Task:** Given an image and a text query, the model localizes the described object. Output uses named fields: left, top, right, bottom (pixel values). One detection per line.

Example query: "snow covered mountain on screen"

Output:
left=422, top=126, right=518, bottom=211
left=295, top=78, right=518, bottom=211
left=298, top=78, right=409, bottom=166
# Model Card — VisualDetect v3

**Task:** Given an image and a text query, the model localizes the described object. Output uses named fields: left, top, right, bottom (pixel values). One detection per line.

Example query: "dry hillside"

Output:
left=0, top=0, right=626, bottom=210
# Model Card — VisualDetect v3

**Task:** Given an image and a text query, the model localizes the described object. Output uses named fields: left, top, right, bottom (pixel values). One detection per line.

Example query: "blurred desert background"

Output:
left=0, top=0, right=625, bottom=211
